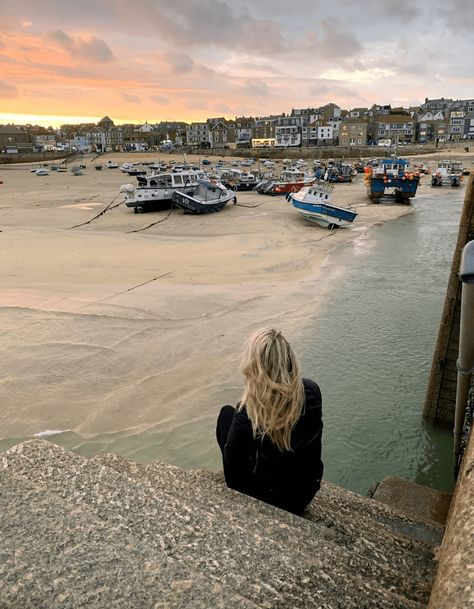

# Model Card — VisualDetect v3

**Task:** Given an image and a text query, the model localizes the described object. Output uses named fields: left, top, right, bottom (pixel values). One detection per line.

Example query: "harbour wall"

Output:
left=424, top=175, right=474, bottom=425
left=0, top=151, right=74, bottom=165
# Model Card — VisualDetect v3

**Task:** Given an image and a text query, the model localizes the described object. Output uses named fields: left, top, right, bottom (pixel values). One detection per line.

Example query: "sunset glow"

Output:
left=0, top=0, right=472, bottom=127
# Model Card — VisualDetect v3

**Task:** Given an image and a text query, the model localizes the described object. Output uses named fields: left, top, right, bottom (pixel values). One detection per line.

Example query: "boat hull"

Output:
left=289, top=197, right=357, bottom=228
left=367, top=176, right=419, bottom=202
left=268, top=180, right=315, bottom=195
left=172, top=191, right=235, bottom=214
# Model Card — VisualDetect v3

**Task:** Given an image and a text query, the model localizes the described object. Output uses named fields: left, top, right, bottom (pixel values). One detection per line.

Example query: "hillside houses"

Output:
left=3, top=97, right=473, bottom=156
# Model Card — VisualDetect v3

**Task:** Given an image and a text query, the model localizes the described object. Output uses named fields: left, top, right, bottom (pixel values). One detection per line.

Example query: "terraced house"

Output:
left=339, top=118, right=368, bottom=146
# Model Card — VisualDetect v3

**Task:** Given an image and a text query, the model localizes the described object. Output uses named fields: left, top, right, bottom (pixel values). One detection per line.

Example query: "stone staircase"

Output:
left=0, top=440, right=444, bottom=609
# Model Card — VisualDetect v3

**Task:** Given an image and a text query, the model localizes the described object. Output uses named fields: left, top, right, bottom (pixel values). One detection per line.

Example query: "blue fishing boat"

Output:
left=365, top=158, right=420, bottom=203
left=286, top=181, right=357, bottom=229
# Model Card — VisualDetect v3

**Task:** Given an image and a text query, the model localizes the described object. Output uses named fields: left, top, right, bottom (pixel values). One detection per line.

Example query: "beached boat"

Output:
left=264, top=169, right=316, bottom=195
left=431, top=160, right=464, bottom=187
left=172, top=180, right=236, bottom=214
left=120, top=169, right=206, bottom=212
left=286, top=181, right=357, bottom=229
left=71, top=165, right=84, bottom=176
left=105, top=160, right=119, bottom=169
left=365, top=158, right=420, bottom=203
left=35, top=168, right=49, bottom=176
left=218, top=168, right=258, bottom=191
left=325, top=162, right=356, bottom=183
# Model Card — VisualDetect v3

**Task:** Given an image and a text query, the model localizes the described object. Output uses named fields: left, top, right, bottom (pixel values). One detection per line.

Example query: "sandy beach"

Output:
left=0, top=150, right=472, bottom=444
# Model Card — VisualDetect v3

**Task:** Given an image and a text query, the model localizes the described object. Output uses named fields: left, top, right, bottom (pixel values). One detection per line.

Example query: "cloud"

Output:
left=46, top=30, right=114, bottom=62
left=150, top=95, right=170, bottom=104
left=164, top=52, right=194, bottom=74
left=242, top=79, right=269, bottom=97
left=115, top=0, right=285, bottom=54
left=308, top=80, right=357, bottom=100
left=304, top=21, right=362, bottom=59
left=0, top=80, right=17, bottom=98
left=122, top=92, right=140, bottom=104
left=440, top=0, right=474, bottom=30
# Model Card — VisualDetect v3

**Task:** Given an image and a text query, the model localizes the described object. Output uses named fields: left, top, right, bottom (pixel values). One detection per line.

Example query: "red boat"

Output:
left=265, top=170, right=316, bottom=195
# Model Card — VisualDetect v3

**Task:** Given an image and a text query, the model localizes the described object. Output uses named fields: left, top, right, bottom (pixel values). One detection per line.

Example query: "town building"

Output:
left=339, top=118, right=368, bottom=146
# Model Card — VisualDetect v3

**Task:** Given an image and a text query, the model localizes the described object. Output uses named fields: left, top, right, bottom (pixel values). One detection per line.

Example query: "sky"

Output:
left=0, top=0, right=472, bottom=128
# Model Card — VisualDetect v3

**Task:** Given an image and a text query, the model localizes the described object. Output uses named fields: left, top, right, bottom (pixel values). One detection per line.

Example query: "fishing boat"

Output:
left=431, top=160, right=464, bottom=187
left=120, top=169, right=207, bottom=213
left=286, top=181, right=357, bottom=229
left=172, top=180, right=236, bottom=214
left=105, top=160, right=119, bottom=169
left=364, top=158, right=420, bottom=203
left=265, top=169, right=316, bottom=195
left=325, top=162, right=356, bottom=183
left=218, top=168, right=258, bottom=191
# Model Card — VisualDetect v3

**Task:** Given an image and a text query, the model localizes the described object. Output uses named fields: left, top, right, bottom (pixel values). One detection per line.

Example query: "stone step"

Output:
left=93, top=453, right=439, bottom=586
left=1, top=440, right=436, bottom=608
left=0, top=468, right=258, bottom=609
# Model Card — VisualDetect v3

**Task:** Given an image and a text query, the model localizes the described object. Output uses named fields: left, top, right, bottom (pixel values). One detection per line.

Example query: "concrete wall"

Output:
left=424, top=175, right=474, bottom=425
left=0, top=151, right=72, bottom=165
left=428, top=417, right=474, bottom=608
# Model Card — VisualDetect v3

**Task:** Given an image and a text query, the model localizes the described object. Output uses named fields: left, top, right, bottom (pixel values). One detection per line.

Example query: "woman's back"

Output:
left=216, top=328, right=324, bottom=515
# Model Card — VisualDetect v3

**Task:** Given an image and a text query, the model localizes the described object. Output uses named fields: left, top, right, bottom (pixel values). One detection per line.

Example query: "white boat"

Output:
left=218, top=168, right=257, bottom=191
left=431, top=160, right=464, bottom=187
left=71, top=165, right=84, bottom=176
left=120, top=169, right=207, bottom=213
left=172, top=180, right=236, bottom=214
left=35, top=168, right=49, bottom=176
left=287, top=181, right=357, bottom=228
left=105, top=160, right=119, bottom=169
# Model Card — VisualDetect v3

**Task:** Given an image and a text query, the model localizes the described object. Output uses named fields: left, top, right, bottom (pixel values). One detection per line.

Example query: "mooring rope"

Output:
left=67, top=193, right=122, bottom=229
left=126, top=202, right=176, bottom=234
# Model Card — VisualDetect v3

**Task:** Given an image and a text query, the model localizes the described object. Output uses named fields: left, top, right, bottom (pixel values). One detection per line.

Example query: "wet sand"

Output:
left=0, top=151, right=471, bottom=440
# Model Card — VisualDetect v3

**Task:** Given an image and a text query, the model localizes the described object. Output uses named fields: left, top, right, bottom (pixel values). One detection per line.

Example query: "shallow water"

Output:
left=295, top=186, right=462, bottom=493
left=0, top=185, right=464, bottom=495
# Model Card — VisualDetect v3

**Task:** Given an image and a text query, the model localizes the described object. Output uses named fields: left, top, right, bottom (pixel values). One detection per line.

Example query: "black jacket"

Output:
left=222, top=378, right=323, bottom=514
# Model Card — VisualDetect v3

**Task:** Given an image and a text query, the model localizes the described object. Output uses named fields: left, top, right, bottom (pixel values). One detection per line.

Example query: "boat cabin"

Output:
left=137, top=171, right=205, bottom=188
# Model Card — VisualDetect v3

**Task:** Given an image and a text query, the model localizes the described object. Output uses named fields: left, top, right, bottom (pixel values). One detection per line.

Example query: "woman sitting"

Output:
left=216, top=327, right=323, bottom=515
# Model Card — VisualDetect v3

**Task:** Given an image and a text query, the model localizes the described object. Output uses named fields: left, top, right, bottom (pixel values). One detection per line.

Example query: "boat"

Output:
left=71, top=165, right=84, bottom=176
left=218, top=168, right=258, bottom=191
left=105, top=160, right=119, bottom=169
left=431, top=160, right=464, bottom=187
left=172, top=180, right=236, bottom=214
left=264, top=169, right=316, bottom=195
left=325, top=162, right=356, bottom=183
left=120, top=169, right=207, bottom=213
left=95, top=164, right=103, bottom=170
left=364, top=158, right=420, bottom=203
left=286, top=181, right=357, bottom=229
left=35, top=168, right=49, bottom=176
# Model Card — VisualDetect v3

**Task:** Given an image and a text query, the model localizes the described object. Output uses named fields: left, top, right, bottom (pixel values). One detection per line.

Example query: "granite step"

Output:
left=92, top=453, right=439, bottom=584
left=2, top=440, right=437, bottom=608
left=0, top=468, right=258, bottom=609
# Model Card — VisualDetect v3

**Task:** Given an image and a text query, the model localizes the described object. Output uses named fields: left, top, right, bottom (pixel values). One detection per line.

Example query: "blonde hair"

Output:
left=239, top=327, right=304, bottom=451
